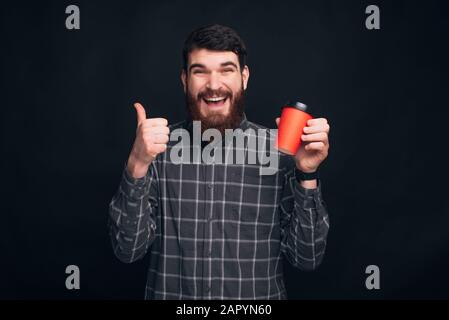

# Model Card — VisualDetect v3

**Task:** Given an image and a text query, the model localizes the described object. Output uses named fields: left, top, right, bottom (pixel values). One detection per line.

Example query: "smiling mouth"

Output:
left=202, top=96, right=228, bottom=107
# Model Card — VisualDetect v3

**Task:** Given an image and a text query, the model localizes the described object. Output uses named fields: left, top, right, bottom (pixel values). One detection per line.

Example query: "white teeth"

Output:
left=205, top=97, right=226, bottom=102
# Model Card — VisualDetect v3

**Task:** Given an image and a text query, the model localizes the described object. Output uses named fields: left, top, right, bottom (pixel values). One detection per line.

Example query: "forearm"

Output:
left=280, top=176, right=330, bottom=271
left=109, top=166, right=158, bottom=263
left=299, top=179, right=317, bottom=189
left=127, top=152, right=151, bottom=179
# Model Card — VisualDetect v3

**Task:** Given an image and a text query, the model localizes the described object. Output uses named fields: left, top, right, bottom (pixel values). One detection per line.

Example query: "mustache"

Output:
left=197, top=88, right=232, bottom=100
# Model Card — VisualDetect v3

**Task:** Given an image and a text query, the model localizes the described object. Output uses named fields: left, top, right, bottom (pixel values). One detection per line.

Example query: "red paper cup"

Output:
left=276, top=101, right=313, bottom=155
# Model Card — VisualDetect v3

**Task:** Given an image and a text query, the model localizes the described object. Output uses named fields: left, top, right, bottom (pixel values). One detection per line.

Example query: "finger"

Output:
left=305, top=142, right=325, bottom=151
left=140, top=118, right=169, bottom=129
left=152, top=143, right=167, bottom=154
left=145, top=118, right=168, bottom=127
left=142, top=126, right=170, bottom=135
left=275, top=117, right=280, bottom=127
left=303, top=123, right=330, bottom=134
left=151, top=134, right=170, bottom=144
left=301, top=132, right=328, bottom=142
left=307, top=118, right=328, bottom=127
left=134, top=102, right=147, bottom=126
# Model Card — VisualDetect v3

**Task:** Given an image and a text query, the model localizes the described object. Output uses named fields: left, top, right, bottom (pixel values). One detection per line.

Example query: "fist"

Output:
left=127, top=102, right=169, bottom=178
left=275, top=117, right=330, bottom=173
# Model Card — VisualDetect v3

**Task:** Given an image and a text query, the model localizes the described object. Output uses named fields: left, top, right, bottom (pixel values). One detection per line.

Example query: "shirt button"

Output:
left=205, top=286, right=211, bottom=293
left=207, top=184, right=213, bottom=189
left=206, top=250, right=212, bottom=257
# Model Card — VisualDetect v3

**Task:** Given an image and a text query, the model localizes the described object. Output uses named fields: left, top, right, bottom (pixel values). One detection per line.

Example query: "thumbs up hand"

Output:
left=127, top=102, right=170, bottom=178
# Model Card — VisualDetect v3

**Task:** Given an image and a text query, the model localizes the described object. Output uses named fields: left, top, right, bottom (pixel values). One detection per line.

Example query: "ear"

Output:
left=180, top=70, right=187, bottom=93
left=241, top=65, right=250, bottom=90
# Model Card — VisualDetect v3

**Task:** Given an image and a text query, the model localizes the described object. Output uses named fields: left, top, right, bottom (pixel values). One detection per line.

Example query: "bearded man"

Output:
left=109, top=24, right=331, bottom=300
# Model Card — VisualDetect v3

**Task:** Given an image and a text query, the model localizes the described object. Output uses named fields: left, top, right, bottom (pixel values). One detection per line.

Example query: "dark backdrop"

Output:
left=1, top=0, right=448, bottom=299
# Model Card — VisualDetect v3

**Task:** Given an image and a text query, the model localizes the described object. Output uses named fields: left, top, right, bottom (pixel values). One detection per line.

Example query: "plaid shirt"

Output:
left=108, top=114, right=330, bottom=300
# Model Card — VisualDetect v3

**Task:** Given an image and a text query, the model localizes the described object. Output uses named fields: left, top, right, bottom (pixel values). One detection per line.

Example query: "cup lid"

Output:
left=283, top=101, right=308, bottom=112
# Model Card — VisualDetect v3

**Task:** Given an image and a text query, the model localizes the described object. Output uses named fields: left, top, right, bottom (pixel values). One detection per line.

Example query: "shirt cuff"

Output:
left=293, top=177, right=323, bottom=209
left=120, top=163, right=150, bottom=199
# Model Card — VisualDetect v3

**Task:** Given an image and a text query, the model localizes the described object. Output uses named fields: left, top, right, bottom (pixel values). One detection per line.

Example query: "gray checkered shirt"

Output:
left=108, top=114, right=330, bottom=299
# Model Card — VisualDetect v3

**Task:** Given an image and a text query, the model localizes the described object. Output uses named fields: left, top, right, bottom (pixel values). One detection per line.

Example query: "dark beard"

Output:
left=185, top=84, right=245, bottom=136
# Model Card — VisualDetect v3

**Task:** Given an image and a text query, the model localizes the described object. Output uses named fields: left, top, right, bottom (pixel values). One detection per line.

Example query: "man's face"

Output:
left=181, top=49, right=250, bottom=133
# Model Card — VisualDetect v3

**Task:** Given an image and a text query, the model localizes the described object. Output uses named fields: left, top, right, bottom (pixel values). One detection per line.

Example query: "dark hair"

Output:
left=182, top=24, right=247, bottom=72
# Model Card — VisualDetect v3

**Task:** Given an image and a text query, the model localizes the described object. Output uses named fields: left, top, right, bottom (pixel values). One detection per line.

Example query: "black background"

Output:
left=1, top=0, right=448, bottom=299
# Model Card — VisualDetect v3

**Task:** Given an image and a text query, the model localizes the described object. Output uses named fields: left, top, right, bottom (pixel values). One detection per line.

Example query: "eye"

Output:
left=222, top=68, right=234, bottom=74
left=193, top=69, right=205, bottom=74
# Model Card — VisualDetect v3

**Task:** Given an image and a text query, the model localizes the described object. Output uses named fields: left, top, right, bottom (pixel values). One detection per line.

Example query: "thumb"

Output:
left=275, top=117, right=280, bottom=127
left=133, top=102, right=147, bottom=126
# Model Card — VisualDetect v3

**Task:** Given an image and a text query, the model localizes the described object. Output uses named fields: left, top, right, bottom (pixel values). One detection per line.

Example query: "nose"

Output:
left=206, top=72, right=222, bottom=91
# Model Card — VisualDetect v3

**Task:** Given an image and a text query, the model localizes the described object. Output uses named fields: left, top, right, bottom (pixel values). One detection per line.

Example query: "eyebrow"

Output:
left=188, top=61, right=239, bottom=72
left=220, top=61, right=239, bottom=69
left=189, top=63, right=206, bottom=72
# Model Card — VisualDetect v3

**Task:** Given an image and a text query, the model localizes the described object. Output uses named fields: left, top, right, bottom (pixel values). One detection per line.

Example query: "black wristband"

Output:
left=295, top=168, right=319, bottom=181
